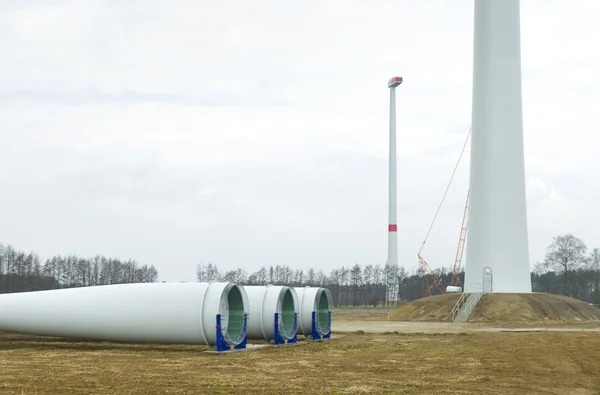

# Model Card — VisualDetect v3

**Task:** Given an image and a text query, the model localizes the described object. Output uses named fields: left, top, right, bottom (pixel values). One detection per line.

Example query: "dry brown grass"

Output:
left=390, top=293, right=600, bottom=326
left=1, top=329, right=600, bottom=394
left=333, top=307, right=397, bottom=321
left=389, top=293, right=461, bottom=322
left=470, top=293, right=600, bottom=324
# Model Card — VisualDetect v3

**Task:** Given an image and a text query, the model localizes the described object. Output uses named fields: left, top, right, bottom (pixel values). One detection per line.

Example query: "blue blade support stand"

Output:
left=310, top=311, right=332, bottom=340
left=272, top=312, right=298, bottom=345
left=214, top=313, right=248, bottom=352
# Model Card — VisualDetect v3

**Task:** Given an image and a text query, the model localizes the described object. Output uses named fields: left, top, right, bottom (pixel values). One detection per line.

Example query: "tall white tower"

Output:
left=464, top=0, right=532, bottom=293
left=387, top=76, right=402, bottom=301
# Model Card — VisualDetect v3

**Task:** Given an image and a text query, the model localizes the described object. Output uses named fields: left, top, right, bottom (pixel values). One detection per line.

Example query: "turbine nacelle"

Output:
left=387, top=76, right=403, bottom=88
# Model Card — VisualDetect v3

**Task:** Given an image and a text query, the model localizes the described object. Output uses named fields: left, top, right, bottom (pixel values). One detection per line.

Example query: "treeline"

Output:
left=4, top=233, right=598, bottom=306
left=0, top=243, right=159, bottom=294
left=532, top=234, right=600, bottom=305
left=197, top=262, right=462, bottom=306
left=531, top=269, right=600, bottom=304
left=197, top=234, right=600, bottom=307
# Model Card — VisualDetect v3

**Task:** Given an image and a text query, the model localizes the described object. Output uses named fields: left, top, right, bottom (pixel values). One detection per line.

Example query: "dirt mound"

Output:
left=390, top=293, right=600, bottom=324
left=390, top=293, right=461, bottom=322
left=470, top=293, right=600, bottom=323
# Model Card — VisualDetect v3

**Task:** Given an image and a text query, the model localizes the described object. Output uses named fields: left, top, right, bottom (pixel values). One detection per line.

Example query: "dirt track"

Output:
left=332, top=320, right=600, bottom=333
left=333, top=320, right=474, bottom=333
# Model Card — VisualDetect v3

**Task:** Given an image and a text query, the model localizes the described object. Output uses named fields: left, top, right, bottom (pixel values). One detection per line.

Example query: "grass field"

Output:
left=1, top=303, right=600, bottom=394
left=332, top=306, right=398, bottom=321
left=1, top=326, right=600, bottom=394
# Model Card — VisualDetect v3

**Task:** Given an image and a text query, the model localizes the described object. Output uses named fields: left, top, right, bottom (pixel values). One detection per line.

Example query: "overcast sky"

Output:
left=1, top=1, right=598, bottom=282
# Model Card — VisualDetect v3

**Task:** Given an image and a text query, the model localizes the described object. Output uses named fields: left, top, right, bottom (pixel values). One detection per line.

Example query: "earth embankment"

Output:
left=390, top=292, right=600, bottom=324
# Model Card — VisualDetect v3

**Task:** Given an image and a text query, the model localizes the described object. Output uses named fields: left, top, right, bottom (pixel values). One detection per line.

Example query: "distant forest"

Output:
left=196, top=234, right=600, bottom=307
left=2, top=234, right=599, bottom=307
left=0, top=243, right=159, bottom=293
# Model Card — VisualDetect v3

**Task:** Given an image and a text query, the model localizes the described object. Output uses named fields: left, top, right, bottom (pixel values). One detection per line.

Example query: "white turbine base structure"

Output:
left=294, top=287, right=333, bottom=339
left=0, top=282, right=249, bottom=347
left=244, top=285, right=298, bottom=344
left=464, top=0, right=532, bottom=293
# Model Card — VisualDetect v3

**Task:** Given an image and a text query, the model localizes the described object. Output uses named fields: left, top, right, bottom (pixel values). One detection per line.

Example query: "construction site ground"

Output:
left=1, top=296, right=600, bottom=395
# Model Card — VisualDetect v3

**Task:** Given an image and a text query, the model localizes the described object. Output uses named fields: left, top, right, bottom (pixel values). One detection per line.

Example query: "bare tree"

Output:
left=315, top=270, right=326, bottom=286
left=589, top=248, right=600, bottom=271
left=397, top=266, right=408, bottom=300
left=256, top=267, right=267, bottom=285
left=196, top=263, right=206, bottom=282
left=293, top=269, right=304, bottom=286
left=590, top=248, right=600, bottom=305
left=350, top=264, right=362, bottom=306
left=91, top=256, right=101, bottom=286
left=306, top=268, right=316, bottom=286
left=384, top=264, right=400, bottom=306
left=202, top=263, right=221, bottom=282
left=221, top=270, right=237, bottom=282
left=339, top=266, right=350, bottom=306
left=533, top=261, right=552, bottom=293
left=146, top=265, right=159, bottom=283
left=235, top=268, right=247, bottom=283
left=363, top=264, right=373, bottom=306
left=544, top=234, right=587, bottom=296
left=327, top=268, right=340, bottom=305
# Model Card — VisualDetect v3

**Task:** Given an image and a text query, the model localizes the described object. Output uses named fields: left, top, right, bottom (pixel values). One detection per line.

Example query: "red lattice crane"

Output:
left=450, top=191, right=469, bottom=288
left=417, top=253, right=445, bottom=296
left=418, top=190, right=469, bottom=296
left=417, top=127, right=471, bottom=297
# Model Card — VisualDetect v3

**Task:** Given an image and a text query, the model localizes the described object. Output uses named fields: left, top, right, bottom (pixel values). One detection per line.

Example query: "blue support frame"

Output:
left=310, top=311, right=332, bottom=340
left=272, top=312, right=298, bottom=345
left=273, top=312, right=284, bottom=345
left=310, top=311, right=320, bottom=339
left=214, top=313, right=248, bottom=352
left=323, top=311, right=332, bottom=339
left=235, top=312, right=248, bottom=349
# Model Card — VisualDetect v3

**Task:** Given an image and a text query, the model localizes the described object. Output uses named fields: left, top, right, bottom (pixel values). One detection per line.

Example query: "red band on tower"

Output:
left=388, top=224, right=397, bottom=232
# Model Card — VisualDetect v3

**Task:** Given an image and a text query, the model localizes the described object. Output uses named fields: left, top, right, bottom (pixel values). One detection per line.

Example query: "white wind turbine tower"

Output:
left=464, top=0, right=532, bottom=293
left=387, top=76, right=402, bottom=302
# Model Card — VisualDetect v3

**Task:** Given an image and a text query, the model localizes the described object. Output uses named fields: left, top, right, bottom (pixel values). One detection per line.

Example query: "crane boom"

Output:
left=416, top=127, right=471, bottom=296
left=450, top=191, right=469, bottom=287
left=417, top=253, right=445, bottom=295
